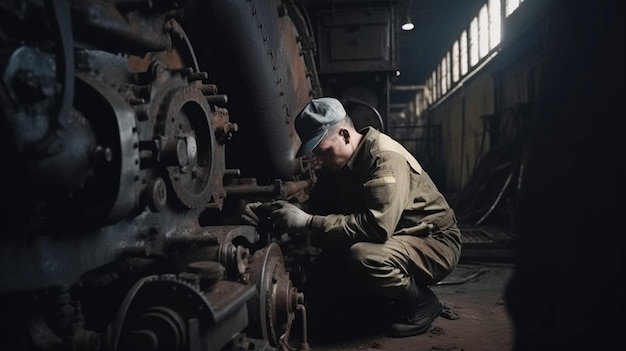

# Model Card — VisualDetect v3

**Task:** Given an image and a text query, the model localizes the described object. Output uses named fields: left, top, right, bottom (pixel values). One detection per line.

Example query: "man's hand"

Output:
left=270, top=200, right=312, bottom=233
left=241, top=202, right=263, bottom=226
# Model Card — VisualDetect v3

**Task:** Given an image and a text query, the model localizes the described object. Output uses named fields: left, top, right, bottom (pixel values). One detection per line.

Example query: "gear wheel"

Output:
left=159, top=84, right=217, bottom=209
left=246, top=243, right=300, bottom=346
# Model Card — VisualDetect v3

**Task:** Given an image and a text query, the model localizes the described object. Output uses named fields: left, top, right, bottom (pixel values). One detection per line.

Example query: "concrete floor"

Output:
left=287, top=262, right=516, bottom=351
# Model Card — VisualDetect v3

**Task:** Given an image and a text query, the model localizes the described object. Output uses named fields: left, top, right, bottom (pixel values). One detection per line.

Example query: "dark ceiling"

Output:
left=301, top=0, right=486, bottom=110
left=391, top=0, right=485, bottom=107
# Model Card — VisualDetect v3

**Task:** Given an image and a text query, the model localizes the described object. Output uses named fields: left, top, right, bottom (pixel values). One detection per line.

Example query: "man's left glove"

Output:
left=270, top=200, right=312, bottom=233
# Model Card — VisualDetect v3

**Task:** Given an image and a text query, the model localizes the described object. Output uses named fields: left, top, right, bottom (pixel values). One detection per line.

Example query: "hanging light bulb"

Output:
left=402, top=15, right=414, bottom=31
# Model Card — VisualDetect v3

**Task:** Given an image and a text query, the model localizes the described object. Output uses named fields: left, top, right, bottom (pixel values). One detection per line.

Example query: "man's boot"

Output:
left=389, top=279, right=442, bottom=337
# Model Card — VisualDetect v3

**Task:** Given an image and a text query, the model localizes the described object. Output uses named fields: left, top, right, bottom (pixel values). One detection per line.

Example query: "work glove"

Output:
left=270, top=200, right=312, bottom=233
left=241, top=201, right=263, bottom=226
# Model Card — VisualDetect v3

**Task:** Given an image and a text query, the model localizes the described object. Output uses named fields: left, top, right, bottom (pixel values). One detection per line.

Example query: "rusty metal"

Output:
left=108, top=274, right=257, bottom=351
left=224, top=178, right=312, bottom=199
left=247, top=243, right=304, bottom=347
left=205, top=0, right=311, bottom=179
left=0, top=1, right=321, bottom=350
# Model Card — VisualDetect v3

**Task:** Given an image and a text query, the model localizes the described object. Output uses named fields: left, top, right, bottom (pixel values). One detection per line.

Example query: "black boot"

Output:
left=388, top=280, right=442, bottom=338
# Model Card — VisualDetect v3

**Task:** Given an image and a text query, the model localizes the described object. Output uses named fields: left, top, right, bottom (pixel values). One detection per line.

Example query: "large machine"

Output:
left=0, top=1, right=402, bottom=350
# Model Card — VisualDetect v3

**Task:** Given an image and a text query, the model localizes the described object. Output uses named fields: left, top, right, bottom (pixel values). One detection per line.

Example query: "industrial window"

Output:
left=460, top=30, right=468, bottom=76
left=489, top=0, right=502, bottom=48
left=445, top=51, right=452, bottom=90
left=478, top=5, right=489, bottom=59
left=432, top=75, right=436, bottom=103
left=425, top=0, right=522, bottom=108
left=469, top=17, right=479, bottom=67
left=438, top=63, right=443, bottom=99
left=438, top=60, right=445, bottom=95
left=426, top=75, right=433, bottom=104
left=452, top=40, right=460, bottom=83
left=432, top=70, right=438, bottom=101
left=439, top=61, right=444, bottom=95
left=437, top=50, right=453, bottom=98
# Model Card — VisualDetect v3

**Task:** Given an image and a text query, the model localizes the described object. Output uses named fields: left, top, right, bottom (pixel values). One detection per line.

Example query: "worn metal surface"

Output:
left=0, top=0, right=409, bottom=349
left=0, top=0, right=319, bottom=350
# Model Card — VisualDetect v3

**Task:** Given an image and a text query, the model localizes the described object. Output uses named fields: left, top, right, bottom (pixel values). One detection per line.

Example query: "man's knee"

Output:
left=346, top=242, right=411, bottom=299
left=347, top=242, right=394, bottom=276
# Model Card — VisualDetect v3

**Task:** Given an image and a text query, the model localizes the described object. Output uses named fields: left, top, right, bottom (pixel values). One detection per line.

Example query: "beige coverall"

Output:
left=306, top=127, right=462, bottom=299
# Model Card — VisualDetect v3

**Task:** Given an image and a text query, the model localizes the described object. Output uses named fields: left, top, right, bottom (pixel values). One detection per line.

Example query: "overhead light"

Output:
left=401, top=16, right=414, bottom=31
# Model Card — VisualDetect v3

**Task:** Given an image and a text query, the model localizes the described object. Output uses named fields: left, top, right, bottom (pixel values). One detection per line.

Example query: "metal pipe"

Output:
left=224, top=179, right=311, bottom=199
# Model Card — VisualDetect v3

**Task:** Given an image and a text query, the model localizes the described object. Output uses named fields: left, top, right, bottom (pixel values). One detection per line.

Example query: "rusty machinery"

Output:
left=0, top=0, right=402, bottom=350
left=0, top=0, right=320, bottom=350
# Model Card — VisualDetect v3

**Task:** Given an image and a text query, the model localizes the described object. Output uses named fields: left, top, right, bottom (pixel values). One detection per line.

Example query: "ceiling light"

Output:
left=402, top=16, right=414, bottom=31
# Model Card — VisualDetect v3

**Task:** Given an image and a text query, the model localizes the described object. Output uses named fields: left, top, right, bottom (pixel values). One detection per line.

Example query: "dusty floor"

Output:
left=290, top=261, right=516, bottom=351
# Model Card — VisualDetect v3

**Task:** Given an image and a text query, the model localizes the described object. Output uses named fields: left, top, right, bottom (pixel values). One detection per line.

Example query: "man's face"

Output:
left=312, top=130, right=351, bottom=172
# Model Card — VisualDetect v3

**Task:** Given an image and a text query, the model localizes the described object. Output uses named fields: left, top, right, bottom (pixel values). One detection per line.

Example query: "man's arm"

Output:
left=308, top=151, right=411, bottom=243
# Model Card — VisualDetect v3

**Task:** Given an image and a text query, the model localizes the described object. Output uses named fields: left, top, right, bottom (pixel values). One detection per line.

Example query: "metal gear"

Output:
left=108, top=273, right=255, bottom=351
left=246, top=243, right=301, bottom=347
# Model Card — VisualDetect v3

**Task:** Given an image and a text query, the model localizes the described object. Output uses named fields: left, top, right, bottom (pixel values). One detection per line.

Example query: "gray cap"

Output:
left=295, top=97, right=346, bottom=157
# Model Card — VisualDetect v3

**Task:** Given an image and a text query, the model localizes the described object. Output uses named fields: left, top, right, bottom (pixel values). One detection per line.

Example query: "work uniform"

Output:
left=306, top=127, right=462, bottom=300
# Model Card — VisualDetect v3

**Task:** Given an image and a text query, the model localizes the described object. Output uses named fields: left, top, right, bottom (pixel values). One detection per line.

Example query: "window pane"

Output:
left=426, top=76, right=432, bottom=104
left=437, top=64, right=441, bottom=99
left=445, top=51, right=452, bottom=90
left=469, top=17, right=479, bottom=66
left=431, top=71, right=436, bottom=101
left=478, top=4, right=489, bottom=59
left=452, top=40, right=460, bottom=82
left=489, top=0, right=501, bottom=48
left=440, top=60, right=447, bottom=95
left=460, top=30, right=468, bottom=75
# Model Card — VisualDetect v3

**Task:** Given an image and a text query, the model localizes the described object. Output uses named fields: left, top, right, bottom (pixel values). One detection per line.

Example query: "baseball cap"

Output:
left=295, top=97, right=346, bottom=157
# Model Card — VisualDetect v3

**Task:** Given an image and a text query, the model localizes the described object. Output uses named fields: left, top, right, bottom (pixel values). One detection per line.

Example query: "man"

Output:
left=243, top=97, right=461, bottom=338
